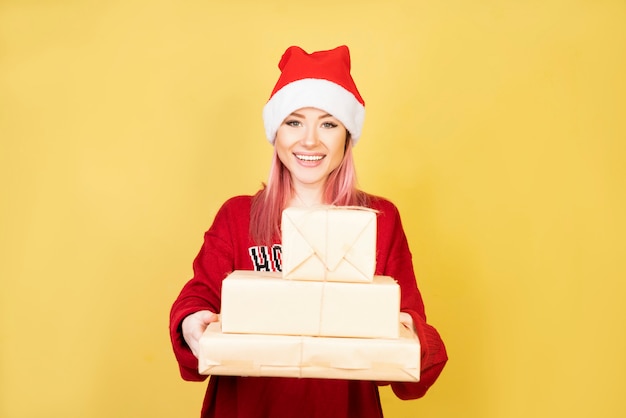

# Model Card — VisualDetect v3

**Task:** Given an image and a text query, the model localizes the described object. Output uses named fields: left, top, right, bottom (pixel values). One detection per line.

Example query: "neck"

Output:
left=291, top=186, right=324, bottom=208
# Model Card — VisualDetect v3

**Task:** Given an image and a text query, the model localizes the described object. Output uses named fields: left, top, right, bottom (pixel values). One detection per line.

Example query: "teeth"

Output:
left=296, top=154, right=323, bottom=161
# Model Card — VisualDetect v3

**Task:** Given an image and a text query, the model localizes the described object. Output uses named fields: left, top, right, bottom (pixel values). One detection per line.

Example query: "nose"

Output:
left=300, top=127, right=319, bottom=147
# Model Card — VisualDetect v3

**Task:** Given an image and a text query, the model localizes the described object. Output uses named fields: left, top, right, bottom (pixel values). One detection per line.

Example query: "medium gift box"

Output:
left=281, top=206, right=377, bottom=283
left=220, top=270, right=400, bottom=339
left=198, top=320, right=421, bottom=382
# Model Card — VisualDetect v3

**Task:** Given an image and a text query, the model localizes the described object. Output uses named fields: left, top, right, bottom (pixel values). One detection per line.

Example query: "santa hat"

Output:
left=262, top=45, right=365, bottom=145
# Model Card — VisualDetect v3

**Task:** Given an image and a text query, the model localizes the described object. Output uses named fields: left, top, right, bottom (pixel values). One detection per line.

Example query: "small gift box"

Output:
left=281, top=206, right=377, bottom=283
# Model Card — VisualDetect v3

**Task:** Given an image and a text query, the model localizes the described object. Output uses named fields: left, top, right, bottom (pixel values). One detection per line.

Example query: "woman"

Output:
left=170, top=45, right=447, bottom=418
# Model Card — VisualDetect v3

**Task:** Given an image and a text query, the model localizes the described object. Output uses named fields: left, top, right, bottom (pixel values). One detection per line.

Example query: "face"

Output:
left=275, top=107, right=348, bottom=192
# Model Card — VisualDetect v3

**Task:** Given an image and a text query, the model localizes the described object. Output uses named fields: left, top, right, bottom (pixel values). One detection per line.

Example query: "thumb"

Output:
left=199, top=310, right=218, bottom=325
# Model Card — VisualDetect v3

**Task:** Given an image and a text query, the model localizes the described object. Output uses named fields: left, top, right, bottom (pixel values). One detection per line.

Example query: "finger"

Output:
left=201, top=311, right=217, bottom=324
left=188, top=341, right=199, bottom=359
left=192, top=326, right=205, bottom=341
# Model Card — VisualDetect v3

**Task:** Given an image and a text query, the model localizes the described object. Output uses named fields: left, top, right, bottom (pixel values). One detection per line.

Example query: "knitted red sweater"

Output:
left=170, top=194, right=447, bottom=418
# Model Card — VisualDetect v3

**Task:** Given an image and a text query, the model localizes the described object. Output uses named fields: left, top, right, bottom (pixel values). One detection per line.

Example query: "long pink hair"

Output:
left=250, top=135, right=369, bottom=245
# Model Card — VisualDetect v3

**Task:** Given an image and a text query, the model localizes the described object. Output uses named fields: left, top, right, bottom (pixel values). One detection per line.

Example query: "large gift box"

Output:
left=198, top=320, right=421, bottom=382
left=220, top=270, right=400, bottom=339
left=281, top=206, right=377, bottom=282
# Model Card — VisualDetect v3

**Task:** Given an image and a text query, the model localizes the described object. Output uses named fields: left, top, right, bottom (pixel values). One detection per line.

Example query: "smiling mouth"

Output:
left=295, top=154, right=325, bottom=162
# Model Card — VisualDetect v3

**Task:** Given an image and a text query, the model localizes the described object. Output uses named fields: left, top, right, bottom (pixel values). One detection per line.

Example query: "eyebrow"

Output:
left=289, top=112, right=334, bottom=119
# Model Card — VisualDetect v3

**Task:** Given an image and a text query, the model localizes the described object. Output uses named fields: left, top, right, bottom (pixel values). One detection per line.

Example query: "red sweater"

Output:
left=170, top=194, right=447, bottom=418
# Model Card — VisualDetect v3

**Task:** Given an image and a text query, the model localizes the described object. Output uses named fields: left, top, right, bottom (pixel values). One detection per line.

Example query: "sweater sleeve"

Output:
left=373, top=198, right=448, bottom=399
left=169, top=200, right=239, bottom=381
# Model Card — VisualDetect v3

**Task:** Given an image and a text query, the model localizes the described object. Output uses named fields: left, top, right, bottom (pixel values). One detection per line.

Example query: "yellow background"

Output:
left=1, top=1, right=625, bottom=417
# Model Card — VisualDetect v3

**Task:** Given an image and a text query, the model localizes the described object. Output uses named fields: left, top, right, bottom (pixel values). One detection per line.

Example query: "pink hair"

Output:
left=250, top=136, right=369, bottom=245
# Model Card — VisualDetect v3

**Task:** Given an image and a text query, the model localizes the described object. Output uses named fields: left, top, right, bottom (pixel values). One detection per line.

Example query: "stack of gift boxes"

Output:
left=198, top=206, right=421, bottom=381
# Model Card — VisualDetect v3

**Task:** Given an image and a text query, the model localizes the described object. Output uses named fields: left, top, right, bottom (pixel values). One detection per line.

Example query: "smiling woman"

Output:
left=169, top=45, right=448, bottom=418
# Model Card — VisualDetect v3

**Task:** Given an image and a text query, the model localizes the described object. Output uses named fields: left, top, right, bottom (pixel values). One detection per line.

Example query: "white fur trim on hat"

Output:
left=262, top=78, right=365, bottom=145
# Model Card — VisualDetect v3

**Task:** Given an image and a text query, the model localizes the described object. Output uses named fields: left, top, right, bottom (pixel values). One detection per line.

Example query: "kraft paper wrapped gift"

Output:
left=281, top=206, right=377, bottom=282
left=220, top=270, right=400, bottom=339
left=198, top=321, right=421, bottom=382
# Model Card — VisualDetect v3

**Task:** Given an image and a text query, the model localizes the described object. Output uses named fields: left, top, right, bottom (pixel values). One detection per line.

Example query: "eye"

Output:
left=284, top=119, right=302, bottom=127
left=321, top=121, right=338, bottom=128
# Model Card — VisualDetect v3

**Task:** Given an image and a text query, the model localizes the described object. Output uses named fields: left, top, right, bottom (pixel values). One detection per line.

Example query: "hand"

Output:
left=399, top=312, right=415, bottom=333
left=181, top=310, right=218, bottom=359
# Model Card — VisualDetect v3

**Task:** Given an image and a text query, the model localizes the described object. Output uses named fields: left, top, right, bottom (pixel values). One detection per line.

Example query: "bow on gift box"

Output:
left=281, top=206, right=377, bottom=283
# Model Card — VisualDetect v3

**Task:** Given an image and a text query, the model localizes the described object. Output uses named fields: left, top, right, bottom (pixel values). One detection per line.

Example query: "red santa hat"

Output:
left=262, top=45, right=365, bottom=145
